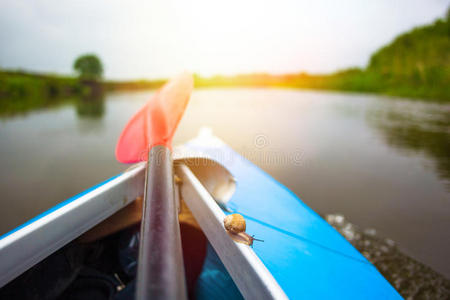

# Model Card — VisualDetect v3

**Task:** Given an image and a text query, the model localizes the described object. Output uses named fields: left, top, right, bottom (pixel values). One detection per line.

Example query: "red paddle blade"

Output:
left=115, top=72, right=193, bottom=163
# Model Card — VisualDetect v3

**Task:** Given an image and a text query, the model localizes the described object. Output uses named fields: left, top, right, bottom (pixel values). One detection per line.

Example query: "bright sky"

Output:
left=0, top=0, right=448, bottom=80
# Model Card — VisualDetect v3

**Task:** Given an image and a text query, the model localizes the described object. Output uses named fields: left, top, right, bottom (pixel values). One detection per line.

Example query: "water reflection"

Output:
left=0, top=95, right=105, bottom=120
left=0, top=95, right=70, bottom=118
left=75, top=95, right=105, bottom=119
left=0, top=85, right=105, bottom=119
left=367, top=101, right=450, bottom=187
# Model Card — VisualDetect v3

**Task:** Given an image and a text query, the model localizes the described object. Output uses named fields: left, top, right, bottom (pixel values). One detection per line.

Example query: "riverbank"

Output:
left=0, top=70, right=165, bottom=99
left=0, top=67, right=448, bottom=117
left=194, top=69, right=449, bottom=102
left=0, top=70, right=164, bottom=116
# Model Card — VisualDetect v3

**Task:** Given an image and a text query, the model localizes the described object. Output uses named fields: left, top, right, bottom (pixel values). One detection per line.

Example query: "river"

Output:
left=0, top=88, right=449, bottom=279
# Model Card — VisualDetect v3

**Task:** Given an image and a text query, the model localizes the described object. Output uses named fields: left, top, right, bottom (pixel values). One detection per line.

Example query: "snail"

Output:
left=223, top=214, right=263, bottom=246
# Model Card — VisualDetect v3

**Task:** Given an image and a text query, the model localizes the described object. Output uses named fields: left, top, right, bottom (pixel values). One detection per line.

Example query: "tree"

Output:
left=73, top=54, right=103, bottom=80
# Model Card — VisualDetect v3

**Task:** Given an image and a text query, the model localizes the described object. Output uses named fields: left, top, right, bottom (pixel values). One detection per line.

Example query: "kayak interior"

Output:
left=0, top=219, right=243, bottom=299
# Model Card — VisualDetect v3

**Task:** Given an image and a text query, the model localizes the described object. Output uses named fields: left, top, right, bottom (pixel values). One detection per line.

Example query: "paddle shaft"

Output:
left=136, top=145, right=187, bottom=300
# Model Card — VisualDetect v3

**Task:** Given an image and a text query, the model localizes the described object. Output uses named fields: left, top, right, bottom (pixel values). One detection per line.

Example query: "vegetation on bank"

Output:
left=0, top=70, right=79, bottom=115
left=0, top=69, right=166, bottom=116
left=196, top=11, right=449, bottom=101
left=368, top=11, right=449, bottom=100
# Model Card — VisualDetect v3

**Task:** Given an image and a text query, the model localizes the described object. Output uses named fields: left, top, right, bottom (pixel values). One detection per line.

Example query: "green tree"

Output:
left=73, top=54, right=103, bottom=80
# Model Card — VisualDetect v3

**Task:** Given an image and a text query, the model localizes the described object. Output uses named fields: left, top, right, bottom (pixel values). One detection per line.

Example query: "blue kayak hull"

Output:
left=185, top=139, right=401, bottom=299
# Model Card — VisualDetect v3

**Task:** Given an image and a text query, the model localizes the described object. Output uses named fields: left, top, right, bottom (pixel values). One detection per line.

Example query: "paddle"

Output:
left=116, top=73, right=193, bottom=300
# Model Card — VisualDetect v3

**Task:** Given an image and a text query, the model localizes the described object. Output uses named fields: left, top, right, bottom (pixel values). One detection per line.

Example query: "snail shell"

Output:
left=224, top=214, right=254, bottom=246
left=223, top=214, right=246, bottom=234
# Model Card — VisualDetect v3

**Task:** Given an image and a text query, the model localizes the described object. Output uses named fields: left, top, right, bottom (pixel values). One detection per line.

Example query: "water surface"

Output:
left=0, top=89, right=449, bottom=277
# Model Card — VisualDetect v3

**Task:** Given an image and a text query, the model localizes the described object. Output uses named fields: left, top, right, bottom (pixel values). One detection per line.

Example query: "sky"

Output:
left=0, top=0, right=448, bottom=80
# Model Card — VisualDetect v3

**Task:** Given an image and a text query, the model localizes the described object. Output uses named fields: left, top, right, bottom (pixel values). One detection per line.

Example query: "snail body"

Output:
left=224, top=214, right=262, bottom=246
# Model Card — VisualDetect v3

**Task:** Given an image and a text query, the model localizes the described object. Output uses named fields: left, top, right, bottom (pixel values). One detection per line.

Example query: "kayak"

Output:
left=0, top=130, right=401, bottom=299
